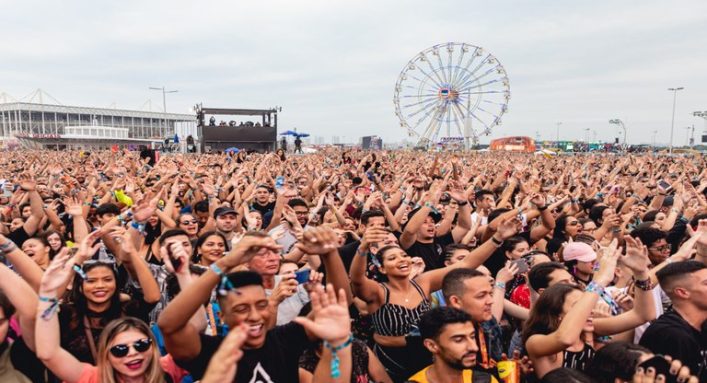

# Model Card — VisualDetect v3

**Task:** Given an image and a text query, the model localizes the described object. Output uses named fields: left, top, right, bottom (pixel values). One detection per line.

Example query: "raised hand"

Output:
left=293, top=284, right=351, bottom=343
left=63, top=197, right=83, bottom=217
left=200, top=324, right=249, bottom=383
left=132, top=197, right=157, bottom=223
left=222, top=235, right=282, bottom=270
left=296, top=227, right=339, bottom=255
left=622, top=235, right=650, bottom=275
left=39, top=248, right=75, bottom=293
left=160, top=242, right=187, bottom=275
left=359, top=227, right=389, bottom=252
left=271, top=275, right=298, bottom=303
left=530, top=193, right=547, bottom=208
left=594, top=239, right=620, bottom=287
left=75, top=230, right=103, bottom=264
left=686, top=219, right=707, bottom=247
left=497, top=217, right=522, bottom=240
left=497, top=260, right=520, bottom=284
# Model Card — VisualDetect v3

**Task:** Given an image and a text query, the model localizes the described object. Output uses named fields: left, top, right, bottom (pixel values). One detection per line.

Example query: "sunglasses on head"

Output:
left=109, top=338, right=152, bottom=358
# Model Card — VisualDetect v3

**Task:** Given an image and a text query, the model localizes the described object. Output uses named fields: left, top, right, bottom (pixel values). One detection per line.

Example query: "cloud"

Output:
left=0, top=0, right=705, bottom=145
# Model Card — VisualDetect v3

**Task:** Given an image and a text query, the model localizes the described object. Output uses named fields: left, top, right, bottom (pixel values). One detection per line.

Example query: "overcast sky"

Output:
left=1, top=0, right=706, bottom=145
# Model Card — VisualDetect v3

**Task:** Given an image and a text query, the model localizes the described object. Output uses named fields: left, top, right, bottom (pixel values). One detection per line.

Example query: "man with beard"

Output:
left=214, top=207, right=238, bottom=247
left=407, top=307, right=497, bottom=383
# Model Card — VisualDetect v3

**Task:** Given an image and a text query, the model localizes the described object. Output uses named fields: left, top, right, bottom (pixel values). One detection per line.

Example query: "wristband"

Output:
left=494, top=281, right=506, bottom=290
left=323, top=334, right=353, bottom=378
left=491, top=236, right=503, bottom=247
left=131, top=220, right=146, bottom=234
left=356, top=248, right=368, bottom=257
left=211, top=263, right=237, bottom=296
left=38, top=296, right=61, bottom=320
left=457, top=201, right=469, bottom=207
left=585, top=281, right=606, bottom=296
left=423, top=202, right=439, bottom=215
left=537, top=205, right=548, bottom=211
left=634, top=277, right=653, bottom=291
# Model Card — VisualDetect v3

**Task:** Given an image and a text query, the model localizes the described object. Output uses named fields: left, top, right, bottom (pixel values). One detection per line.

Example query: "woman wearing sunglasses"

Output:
left=36, top=250, right=186, bottom=383
left=58, top=230, right=160, bottom=364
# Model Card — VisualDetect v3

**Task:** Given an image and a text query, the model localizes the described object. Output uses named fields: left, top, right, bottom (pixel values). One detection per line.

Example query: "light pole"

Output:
left=651, top=130, right=658, bottom=149
left=149, top=86, right=178, bottom=139
left=608, top=119, right=626, bottom=147
left=668, top=87, right=684, bottom=154
left=556, top=122, right=562, bottom=148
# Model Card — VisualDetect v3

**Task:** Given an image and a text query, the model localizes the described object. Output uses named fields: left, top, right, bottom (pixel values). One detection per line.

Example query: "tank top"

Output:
left=562, top=343, right=595, bottom=372
left=371, top=280, right=431, bottom=337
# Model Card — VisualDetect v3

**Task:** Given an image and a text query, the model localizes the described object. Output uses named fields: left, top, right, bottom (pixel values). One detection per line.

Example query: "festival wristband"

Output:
left=323, top=334, right=353, bottom=378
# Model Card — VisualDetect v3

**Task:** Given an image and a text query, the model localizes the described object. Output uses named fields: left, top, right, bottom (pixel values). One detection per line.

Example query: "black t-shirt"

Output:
left=6, top=227, right=29, bottom=248
left=403, top=232, right=454, bottom=270
left=176, top=322, right=310, bottom=382
left=251, top=201, right=275, bottom=217
left=639, top=310, right=707, bottom=381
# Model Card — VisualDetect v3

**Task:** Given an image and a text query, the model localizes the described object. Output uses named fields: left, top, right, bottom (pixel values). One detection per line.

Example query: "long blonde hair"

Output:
left=97, top=317, right=165, bottom=383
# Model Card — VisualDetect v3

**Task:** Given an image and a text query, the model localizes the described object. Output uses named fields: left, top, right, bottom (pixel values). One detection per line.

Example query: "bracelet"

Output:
left=38, top=296, right=61, bottom=320
left=130, top=220, right=146, bottom=235
left=537, top=205, right=548, bottom=211
left=586, top=281, right=620, bottom=315
left=211, top=263, right=237, bottom=296
left=585, top=281, right=606, bottom=296
left=356, top=247, right=368, bottom=257
left=323, top=334, right=353, bottom=378
left=491, top=236, right=503, bottom=247
left=494, top=281, right=506, bottom=290
left=634, top=277, right=653, bottom=291
left=210, top=262, right=225, bottom=276
left=457, top=201, right=469, bottom=207
left=423, top=202, right=440, bottom=215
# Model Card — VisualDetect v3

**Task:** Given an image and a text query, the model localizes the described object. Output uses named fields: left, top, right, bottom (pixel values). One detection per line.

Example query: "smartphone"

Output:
left=658, top=180, right=673, bottom=193
left=638, top=356, right=676, bottom=383
left=166, top=243, right=183, bottom=272
left=275, top=176, right=285, bottom=191
left=294, top=269, right=311, bottom=284
left=511, top=258, right=529, bottom=274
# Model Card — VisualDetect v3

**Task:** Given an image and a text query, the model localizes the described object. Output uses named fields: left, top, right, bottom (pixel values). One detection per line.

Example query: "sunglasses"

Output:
left=180, top=219, right=198, bottom=225
left=109, top=338, right=152, bottom=358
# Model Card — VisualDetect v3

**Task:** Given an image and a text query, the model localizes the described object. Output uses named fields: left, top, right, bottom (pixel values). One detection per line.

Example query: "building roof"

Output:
left=0, top=101, right=194, bottom=121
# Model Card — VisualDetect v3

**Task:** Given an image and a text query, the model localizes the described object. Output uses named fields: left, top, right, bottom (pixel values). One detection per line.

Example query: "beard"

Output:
left=439, top=351, right=476, bottom=370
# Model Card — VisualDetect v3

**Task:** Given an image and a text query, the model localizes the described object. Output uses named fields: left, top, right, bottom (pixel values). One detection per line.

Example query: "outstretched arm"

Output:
left=526, top=243, right=618, bottom=357
left=35, top=251, right=85, bottom=383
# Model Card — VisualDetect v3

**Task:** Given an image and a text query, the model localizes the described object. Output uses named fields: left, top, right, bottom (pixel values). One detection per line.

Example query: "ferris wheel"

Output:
left=394, top=42, right=510, bottom=148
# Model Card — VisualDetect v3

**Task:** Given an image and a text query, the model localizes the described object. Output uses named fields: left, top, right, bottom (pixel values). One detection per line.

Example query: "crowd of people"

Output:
left=0, top=147, right=705, bottom=383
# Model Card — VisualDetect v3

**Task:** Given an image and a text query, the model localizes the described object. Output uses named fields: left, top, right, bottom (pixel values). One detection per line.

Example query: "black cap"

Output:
left=214, top=207, right=237, bottom=218
left=408, top=206, right=442, bottom=223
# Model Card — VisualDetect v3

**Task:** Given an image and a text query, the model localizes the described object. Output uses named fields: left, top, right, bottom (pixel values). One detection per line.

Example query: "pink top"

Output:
left=73, top=355, right=187, bottom=383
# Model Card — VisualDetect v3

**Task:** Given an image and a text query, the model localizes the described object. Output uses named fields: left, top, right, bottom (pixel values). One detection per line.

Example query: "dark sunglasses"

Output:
left=180, top=219, right=198, bottom=225
left=109, top=338, right=152, bottom=358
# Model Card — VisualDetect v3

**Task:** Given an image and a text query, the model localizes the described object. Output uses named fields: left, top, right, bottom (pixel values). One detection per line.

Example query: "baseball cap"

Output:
left=407, top=206, right=442, bottom=223
left=214, top=207, right=237, bottom=218
left=562, top=242, right=597, bottom=263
